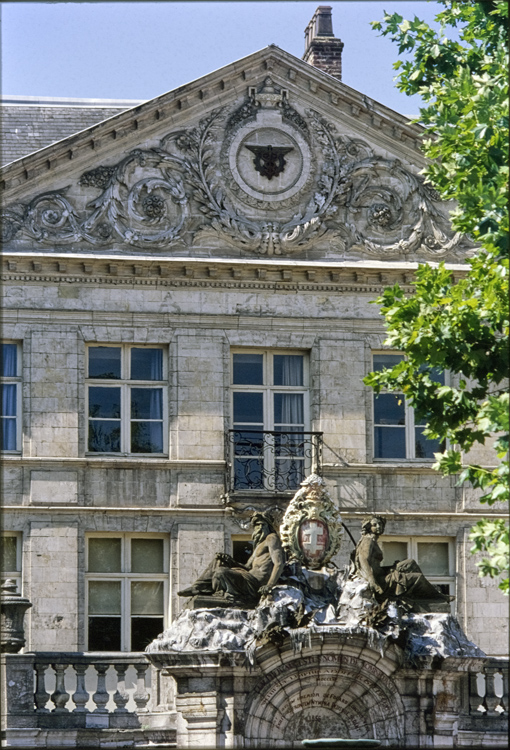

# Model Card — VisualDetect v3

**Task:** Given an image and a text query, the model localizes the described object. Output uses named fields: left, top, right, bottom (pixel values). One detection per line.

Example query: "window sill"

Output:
left=85, top=453, right=168, bottom=459
left=322, top=462, right=444, bottom=474
left=372, top=458, right=437, bottom=463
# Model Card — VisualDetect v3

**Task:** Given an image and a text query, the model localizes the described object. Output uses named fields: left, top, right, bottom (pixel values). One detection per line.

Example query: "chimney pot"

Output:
left=315, top=6, right=334, bottom=36
left=303, top=6, right=344, bottom=81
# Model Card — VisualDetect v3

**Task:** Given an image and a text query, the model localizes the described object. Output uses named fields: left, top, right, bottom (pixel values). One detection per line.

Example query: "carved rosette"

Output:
left=1, top=80, right=471, bottom=259
left=279, top=474, right=343, bottom=570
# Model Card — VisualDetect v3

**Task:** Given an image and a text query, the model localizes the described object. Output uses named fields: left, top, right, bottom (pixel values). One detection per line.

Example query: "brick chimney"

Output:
left=303, top=6, right=344, bottom=81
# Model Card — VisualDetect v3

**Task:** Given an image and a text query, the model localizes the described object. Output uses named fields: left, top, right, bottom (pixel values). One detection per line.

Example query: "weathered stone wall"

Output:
left=1, top=266, right=507, bottom=656
left=26, top=521, right=79, bottom=651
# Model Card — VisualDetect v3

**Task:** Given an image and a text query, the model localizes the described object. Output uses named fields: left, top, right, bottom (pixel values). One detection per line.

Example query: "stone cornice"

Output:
left=0, top=253, right=467, bottom=292
left=0, top=309, right=386, bottom=333
left=0, top=47, right=427, bottom=200
left=0, top=456, right=225, bottom=469
left=1, top=505, right=505, bottom=520
left=2, top=455, right=492, bottom=473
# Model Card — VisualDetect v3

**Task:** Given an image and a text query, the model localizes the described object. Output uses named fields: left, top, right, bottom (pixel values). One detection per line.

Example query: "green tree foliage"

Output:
left=366, top=1, right=509, bottom=593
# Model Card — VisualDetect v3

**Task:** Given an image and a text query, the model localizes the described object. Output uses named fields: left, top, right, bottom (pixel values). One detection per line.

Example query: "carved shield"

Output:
left=298, top=519, right=330, bottom=566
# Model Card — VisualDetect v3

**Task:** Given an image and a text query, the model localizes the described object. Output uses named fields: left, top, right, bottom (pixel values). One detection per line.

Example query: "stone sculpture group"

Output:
left=176, top=476, right=453, bottom=617
left=353, top=514, right=454, bottom=612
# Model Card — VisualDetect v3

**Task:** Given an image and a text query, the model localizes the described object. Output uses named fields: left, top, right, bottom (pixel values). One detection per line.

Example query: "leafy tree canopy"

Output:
left=366, top=1, right=509, bottom=593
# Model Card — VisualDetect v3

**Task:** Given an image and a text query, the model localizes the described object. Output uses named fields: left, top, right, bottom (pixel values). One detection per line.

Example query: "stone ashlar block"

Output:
left=467, top=588, right=492, bottom=604
left=30, top=471, right=78, bottom=505
left=177, top=399, right=223, bottom=417
left=177, top=357, right=223, bottom=375
left=197, top=430, right=224, bottom=446
left=317, top=417, right=345, bottom=433
left=179, top=444, right=222, bottom=462
left=177, top=488, right=223, bottom=508
left=335, top=419, right=367, bottom=436
left=30, top=522, right=78, bottom=536
left=37, top=440, right=78, bottom=458
left=472, top=602, right=508, bottom=619
left=177, top=375, right=224, bottom=393
left=175, top=430, right=201, bottom=448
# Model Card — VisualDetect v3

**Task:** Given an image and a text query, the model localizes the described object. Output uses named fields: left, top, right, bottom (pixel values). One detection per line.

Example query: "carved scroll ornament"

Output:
left=2, top=149, right=188, bottom=248
left=1, top=86, right=470, bottom=259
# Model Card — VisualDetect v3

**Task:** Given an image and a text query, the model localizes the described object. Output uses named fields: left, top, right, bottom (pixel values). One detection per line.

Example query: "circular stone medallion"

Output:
left=228, top=121, right=311, bottom=205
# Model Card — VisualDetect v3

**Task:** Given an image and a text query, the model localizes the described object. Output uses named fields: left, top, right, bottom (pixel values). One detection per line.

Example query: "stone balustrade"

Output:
left=1, top=651, right=176, bottom=748
left=32, top=652, right=151, bottom=721
left=464, top=657, right=508, bottom=720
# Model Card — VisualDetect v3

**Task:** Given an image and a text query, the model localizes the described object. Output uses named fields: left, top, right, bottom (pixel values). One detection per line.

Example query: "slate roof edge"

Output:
left=1, top=95, right=145, bottom=108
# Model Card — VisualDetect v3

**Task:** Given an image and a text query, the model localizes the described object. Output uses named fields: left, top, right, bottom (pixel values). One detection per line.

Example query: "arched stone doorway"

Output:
left=244, top=635, right=406, bottom=747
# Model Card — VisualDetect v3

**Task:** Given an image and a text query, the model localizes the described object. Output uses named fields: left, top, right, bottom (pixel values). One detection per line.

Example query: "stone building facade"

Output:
left=0, top=8, right=507, bottom=747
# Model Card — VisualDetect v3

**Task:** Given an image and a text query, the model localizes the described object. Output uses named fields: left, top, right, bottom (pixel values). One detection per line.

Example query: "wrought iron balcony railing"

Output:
left=225, top=429, right=323, bottom=493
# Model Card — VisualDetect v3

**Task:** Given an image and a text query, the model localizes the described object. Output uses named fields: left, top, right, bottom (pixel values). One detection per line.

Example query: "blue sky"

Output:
left=1, top=1, right=444, bottom=114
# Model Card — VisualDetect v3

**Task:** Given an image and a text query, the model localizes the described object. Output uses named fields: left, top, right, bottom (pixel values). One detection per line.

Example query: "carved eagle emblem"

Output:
left=245, top=144, right=294, bottom=180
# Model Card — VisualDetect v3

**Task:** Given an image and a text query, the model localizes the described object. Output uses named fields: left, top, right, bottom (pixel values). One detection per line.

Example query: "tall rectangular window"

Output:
left=230, top=350, right=310, bottom=491
left=86, top=534, right=168, bottom=651
left=372, top=353, right=446, bottom=460
left=86, top=345, right=166, bottom=455
left=380, top=536, right=455, bottom=605
left=0, top=343, right=21, bottom=452
left=0, top=533, right=22, bottom=592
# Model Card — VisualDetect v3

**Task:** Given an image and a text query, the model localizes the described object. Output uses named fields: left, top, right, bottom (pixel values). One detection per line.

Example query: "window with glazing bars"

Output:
left=380, top=536, right=456, bottom=605
left=372, top=353, right=446, bottom=460
left=86, top=535, right=167, bottom=651
left=231, top=351, right=309, bottom=490
left=86, top=345, right=166, bottom=455
left=0, top=343, right=21, bottom=452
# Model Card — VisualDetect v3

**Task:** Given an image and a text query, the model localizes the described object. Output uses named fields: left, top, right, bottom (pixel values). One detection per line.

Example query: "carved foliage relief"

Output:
left=1, top=78, right=470, bottom=259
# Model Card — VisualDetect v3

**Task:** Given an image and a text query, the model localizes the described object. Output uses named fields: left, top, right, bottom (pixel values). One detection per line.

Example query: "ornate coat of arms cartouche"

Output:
left=280, top=474, right=343, bottom=570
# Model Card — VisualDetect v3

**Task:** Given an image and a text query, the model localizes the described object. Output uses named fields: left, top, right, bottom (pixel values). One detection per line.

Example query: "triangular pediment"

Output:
left=0, top=46, right=471, bottom=263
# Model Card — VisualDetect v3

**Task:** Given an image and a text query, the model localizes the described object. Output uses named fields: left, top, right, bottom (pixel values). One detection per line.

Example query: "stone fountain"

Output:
left=146, top=475, right=498, bottom=749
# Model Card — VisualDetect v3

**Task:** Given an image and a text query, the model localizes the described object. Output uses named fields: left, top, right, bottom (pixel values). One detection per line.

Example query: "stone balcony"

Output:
left=225, top=429, right=323, bottom=496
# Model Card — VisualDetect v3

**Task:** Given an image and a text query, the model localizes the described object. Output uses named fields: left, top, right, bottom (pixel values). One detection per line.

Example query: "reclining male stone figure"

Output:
left=177, top=512, right=285, bottom=609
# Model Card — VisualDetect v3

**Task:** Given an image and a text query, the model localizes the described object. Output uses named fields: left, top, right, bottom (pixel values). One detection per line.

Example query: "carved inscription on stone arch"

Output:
left=244, top=651, right=405, bottom=747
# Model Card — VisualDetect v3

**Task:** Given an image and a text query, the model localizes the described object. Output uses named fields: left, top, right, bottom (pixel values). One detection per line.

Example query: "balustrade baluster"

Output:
left=72, top=664, right=89, bottom=713
left=50, top=664, right=70, bottom=713
left=501, top=668, right=508, bottom=712
left=92, top=663, right=110, bottom=713
left=484, top=668, right=500, bottom=715
left=133, top=663, right=150, bottom=713
left=469, top=672, right=482, bottom=714
left=34, top=663, right=50, bottom=713
left=113, top=663, right=129, bottom=713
